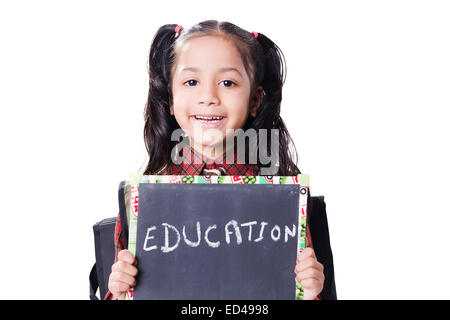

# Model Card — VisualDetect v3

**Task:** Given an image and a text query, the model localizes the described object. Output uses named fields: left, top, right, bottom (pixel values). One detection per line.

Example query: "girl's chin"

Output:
left=190, top=135, right=225, bottom=148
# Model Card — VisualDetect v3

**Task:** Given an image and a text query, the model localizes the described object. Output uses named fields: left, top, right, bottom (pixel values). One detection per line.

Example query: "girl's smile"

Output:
left=190, top=114, right=227, bottom=128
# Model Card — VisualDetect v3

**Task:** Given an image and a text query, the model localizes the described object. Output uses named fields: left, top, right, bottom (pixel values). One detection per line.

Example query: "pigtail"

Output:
left=143, top=24, right=181, bottom=175
left=255, top=33, right=286, bottom=117
left=252, top=33, right=301, bottom=176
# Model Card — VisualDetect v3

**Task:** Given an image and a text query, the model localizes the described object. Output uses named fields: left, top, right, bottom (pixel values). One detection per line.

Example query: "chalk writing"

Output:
left=142, top=220, right=296, bottom=253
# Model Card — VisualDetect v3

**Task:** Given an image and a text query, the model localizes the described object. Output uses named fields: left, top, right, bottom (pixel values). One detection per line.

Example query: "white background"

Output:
left=1, top=0, right=449, bottom=299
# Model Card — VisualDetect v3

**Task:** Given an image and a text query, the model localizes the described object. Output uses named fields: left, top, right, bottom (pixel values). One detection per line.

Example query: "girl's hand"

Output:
left=108, top=249, right=138, bottom=300
left=295, top=247, right=325, bottom=300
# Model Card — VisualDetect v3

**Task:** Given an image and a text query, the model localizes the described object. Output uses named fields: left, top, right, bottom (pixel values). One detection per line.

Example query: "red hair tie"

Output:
left=252, top=31, right=258, bottom=39
left=175, top=25, right=183, bottom=34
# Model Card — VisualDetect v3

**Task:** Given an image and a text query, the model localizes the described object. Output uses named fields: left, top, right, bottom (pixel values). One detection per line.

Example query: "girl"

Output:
left=106, top=20, right=325, bottom=300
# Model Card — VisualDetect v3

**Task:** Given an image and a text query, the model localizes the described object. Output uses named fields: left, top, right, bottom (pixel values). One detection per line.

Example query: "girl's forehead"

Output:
left=174, top=35, right=246, bottom=72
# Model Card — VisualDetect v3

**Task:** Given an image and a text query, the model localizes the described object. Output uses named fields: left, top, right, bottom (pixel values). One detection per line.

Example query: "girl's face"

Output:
left=170, top=35, right=261, bottom=156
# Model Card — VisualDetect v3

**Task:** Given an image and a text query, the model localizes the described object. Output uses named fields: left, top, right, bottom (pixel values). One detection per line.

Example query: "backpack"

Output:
left=89, top=182, right=337, bottom=300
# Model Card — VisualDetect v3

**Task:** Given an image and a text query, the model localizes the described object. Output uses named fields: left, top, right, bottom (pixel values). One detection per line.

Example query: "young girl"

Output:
left=106, top=20, right=325, bottom=300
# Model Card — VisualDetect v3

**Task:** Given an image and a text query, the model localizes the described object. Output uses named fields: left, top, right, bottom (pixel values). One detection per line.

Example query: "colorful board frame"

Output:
left=125, top=174, right=309, bottom=300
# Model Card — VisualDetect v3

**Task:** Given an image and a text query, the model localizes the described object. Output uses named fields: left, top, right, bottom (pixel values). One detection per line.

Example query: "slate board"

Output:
left=133, top=183, right=300, bottom=300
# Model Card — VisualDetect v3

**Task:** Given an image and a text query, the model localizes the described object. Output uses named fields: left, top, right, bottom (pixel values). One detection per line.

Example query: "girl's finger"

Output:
left=118, top=249, right=136, bottom=265
left=295, top=257, right=316, bottom=273
left=109, top=271, right=137, bottom=287
left=295, top=268, right=325, bottom=283
left=108, top=281, right=131, bottom=296
left=298, top=278, right=322, bottom=290
left=295, top=258, right=324, bottom=274
left=297, top=248, right=316, bottom=263
left=112, top=261, right=139, bottom=277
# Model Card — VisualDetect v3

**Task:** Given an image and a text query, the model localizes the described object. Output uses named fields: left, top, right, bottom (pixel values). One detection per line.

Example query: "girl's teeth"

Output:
left=197, top=119, right=220, bottom=123
left=194, top=116, right=223, bottom=121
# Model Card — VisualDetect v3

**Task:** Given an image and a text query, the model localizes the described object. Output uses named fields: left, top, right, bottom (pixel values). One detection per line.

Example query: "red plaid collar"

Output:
left=163, top=144, right=259, bottom=176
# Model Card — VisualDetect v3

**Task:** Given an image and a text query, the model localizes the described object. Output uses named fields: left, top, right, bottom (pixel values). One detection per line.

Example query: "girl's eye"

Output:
left=184, top=80, right=198, bottom=86
left=220, top=80, right=236, bottom=87
left=183, top=80, right=236, bottom=87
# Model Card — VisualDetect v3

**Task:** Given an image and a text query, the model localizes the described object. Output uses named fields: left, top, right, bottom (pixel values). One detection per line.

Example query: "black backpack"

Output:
left=89, top=183, right=337, bottom=300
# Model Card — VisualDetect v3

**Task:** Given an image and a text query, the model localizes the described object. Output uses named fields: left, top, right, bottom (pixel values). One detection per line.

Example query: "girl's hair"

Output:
left=142, top=20, right=301, bottom=176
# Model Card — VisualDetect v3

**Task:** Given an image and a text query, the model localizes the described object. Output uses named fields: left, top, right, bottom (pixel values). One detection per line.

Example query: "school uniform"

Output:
left=105, top=144, right=319, bottom=299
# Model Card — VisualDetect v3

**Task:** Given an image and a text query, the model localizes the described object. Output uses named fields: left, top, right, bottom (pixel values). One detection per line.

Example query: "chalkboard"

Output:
left=132, top=183, right=300, bottom=300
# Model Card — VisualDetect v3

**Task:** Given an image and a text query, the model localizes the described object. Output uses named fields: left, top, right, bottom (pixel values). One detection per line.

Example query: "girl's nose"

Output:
left=198, top=83, right=220, bottom=106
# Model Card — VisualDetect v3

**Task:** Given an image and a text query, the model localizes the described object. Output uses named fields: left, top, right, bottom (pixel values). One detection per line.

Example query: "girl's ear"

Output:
left=250, top=86, right=264, bottom=118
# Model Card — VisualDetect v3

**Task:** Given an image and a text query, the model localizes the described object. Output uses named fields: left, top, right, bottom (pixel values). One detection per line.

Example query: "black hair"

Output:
left=143, top=20, right=301, bottom=176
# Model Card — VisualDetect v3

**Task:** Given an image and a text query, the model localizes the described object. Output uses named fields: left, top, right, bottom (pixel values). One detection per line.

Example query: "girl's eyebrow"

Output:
left=181, top=67, right=243, bottom=77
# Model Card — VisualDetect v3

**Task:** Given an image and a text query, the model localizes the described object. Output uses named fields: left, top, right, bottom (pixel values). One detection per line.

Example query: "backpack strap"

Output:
left=118, top=180, right=129, bottom=248
left=89, top=263, right=100, bottom=300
